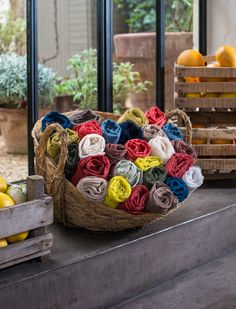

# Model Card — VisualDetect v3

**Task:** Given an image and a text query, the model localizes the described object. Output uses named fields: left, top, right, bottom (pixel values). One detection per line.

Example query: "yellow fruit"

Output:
left=184, top=77, right=200, bottom=83
left=211, top=139, right=232, bottom=144
left=177, top=49, right=205, bottom=66
left=215, top=45, right=236, bottom=67
left=0, top=239, right=8, bottom=248
left=201, top=62, right=225, bottom=82
left=192, top=124, right=207, bottom=144
left=205, top=93, right=218, bottom=98
left=0, top=192, right=14, bottom=208
left=185, top=93, right=201, bottom=98
left=0, top=176, right=7, bottom=193
left=192, top=139, right=207, bottom=145
left=218, top=93, right=236, bottom=98
left=6, top=231, right=29, bottom=244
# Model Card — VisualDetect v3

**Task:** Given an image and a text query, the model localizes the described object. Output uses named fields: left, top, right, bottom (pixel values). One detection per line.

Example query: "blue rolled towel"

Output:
left=101, top=119, right=122, bottom=144
left=118, top=121, right=144, bottom=145
left=165, top=177, right=189, bottom=202
left=162, top=123, right=183, bottom=141
left=42, top=111, right=72, bottom=131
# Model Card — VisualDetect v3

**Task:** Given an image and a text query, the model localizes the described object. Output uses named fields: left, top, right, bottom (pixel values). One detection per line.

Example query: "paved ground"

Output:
left=0, top=135, right=27, bottom=182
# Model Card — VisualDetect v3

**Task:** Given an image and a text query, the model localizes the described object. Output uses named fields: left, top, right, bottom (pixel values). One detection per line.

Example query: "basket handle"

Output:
left=165, top=109, right=192, bottom=144
left=35, top=123, right=68, bottom=177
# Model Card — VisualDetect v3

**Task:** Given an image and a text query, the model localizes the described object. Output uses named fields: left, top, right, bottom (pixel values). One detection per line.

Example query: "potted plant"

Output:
left=113, top=0, right=193, bottom=110
left=0, top=53, right=56, bottom=154
left=56, top=48, right=151, bottom=114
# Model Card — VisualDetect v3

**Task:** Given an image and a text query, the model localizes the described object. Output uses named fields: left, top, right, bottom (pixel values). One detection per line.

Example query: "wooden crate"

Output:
left=175, top=56, right=236, bottom=176
left=0, top=175, right=53, bottom=270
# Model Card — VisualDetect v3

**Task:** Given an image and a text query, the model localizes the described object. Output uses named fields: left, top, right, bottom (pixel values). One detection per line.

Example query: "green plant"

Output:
left=0, top=11, right=26, bottom=54
left=0, top=54, right=56, bottom=108
left=57, top=49, right=151, bottom=114
left=114, top=0, right=193, bottom=33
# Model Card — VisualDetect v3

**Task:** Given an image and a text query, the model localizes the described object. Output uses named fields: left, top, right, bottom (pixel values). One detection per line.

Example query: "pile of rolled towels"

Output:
left=41, top=106, right=204, bottom=215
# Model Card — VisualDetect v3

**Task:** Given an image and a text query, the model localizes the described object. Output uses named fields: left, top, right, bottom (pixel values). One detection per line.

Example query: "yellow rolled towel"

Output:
left=47, top=129, right=79, bottom=159
left=118, top=108, right=149, bottom=127
left=104, top=176, right=132, bottom=208
left=134, top=156, right=163, bottom=171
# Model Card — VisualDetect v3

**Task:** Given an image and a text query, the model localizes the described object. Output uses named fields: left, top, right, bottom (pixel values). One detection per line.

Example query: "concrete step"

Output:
left=114, top=249, right=236, bottom=309
left=0, top=180, right=236, bottom=309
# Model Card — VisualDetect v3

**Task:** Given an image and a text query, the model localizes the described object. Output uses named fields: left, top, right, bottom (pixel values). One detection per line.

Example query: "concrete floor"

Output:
left=116, top=249, right=236, bottom=309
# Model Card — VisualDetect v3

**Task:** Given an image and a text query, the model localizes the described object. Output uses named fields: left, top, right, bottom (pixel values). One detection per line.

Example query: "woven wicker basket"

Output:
left=32, top=108, right=192, bottom=232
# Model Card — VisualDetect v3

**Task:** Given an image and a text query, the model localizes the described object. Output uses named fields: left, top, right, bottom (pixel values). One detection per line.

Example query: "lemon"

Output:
left=0, top=192, right=15, bottom=208
left=6, top=231, right=29, bottom=244
left=177, top=49, right=205, bottom=66
left=211, top=139, right=232, bottom=144
left=218, top=93, right=236, bottom=98
left=185, top=93, right=201, bottom=98
left=215, top=45, right=236, bottom=67
left=205, top=93, right=218, bottom=98
left=0, top=239, right=8, bottom=248
left=184, top=77, right=200, bottom=83
left=0, top=176, right=7, bottom=193
left=201, top=62, right=225, bottom=82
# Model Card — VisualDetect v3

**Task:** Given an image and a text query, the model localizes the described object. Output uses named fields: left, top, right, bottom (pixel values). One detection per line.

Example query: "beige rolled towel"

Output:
left=78, top=134, right=106, bottom=158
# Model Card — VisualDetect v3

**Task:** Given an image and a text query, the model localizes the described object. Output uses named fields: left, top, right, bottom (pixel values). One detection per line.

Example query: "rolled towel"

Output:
left=69, top=109, right=100, bottom=125
left=71, top=155, right=110, bottom=186
left=104, top=176, right=131, bottom=208
left=165, top=153, right=194, bottom=178
left=134, top=156, right=162, bottom=171
left=73, top=120, right=102, bottom=139
left=55, top=142, right=79, bottom=179
left=125, top=139, right=151, bottom=161
left=118, top=107, right=149, bottom=127
left=146, top=181, right=178, bottom=212
left=162, top=123, right=183, bottom=141
left=76, top=176, right=108, bottom=202
left=78, top=134, right=106, bottom=158
left=165, top=177, right=189, bottom=202
left=105, top=144, right=127, bottom=164
left=172, top=140, right=197, bottom=163
left=47, top=129, right=79, bottom=159
left=118, top=185, right=149, bottom=214
left=149, top=135, right=175, bottom=163
left=183, top=166, right=204, bottom=191
left=113, top=160, right=143, bottom=187
left=118, top=121, right=144, bottom=145
left=145, top=107, right=166, bottom=127
left=143, top=124, right=165, bottom=141
left=143, top=166, right=167, bottom=190
left=42, top=111, right=72, bottom=131
left=101, top=119, right=121, bottom=144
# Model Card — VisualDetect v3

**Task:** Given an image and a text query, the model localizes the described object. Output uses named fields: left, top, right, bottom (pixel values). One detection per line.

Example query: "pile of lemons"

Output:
left=0, top=176, right=28, bottom=248
left=177, top=45, right=236, bottom=99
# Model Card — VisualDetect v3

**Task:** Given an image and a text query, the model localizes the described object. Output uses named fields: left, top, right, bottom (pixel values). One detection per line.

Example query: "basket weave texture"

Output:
left=32, top=108, right=192, bottom=232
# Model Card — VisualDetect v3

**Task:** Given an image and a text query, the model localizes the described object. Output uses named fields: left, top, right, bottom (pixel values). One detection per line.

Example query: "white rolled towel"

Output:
left=78, top=134, right=106, bottom=158
left=183, top=166, right=204, bottom=191
left=149, top=135, right=175, bottom=163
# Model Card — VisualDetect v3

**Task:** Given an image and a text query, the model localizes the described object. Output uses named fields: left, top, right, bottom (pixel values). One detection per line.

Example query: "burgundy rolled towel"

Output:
left=118, top=185, right=149, bottom=214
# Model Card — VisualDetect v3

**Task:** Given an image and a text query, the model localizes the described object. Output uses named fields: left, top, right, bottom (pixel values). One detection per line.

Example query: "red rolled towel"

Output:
left=71, top=155, right=110, bottom=186
left=165, top=153, right=194, bottom=178
left=125, top=139, right=151, bottom=161
left=118, top=185, right=149, bottom=214
left=73, top=120, right=102, bottom=139
left=145, top=107, right=167, bottom=127
left=172, top=140, right=197, bottom=163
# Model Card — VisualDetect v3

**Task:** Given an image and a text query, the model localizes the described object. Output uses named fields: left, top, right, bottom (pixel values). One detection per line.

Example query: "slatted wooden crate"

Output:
left=0, top=175, right=53, bottom=270
left=175, top=56, right=236, bottom=177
